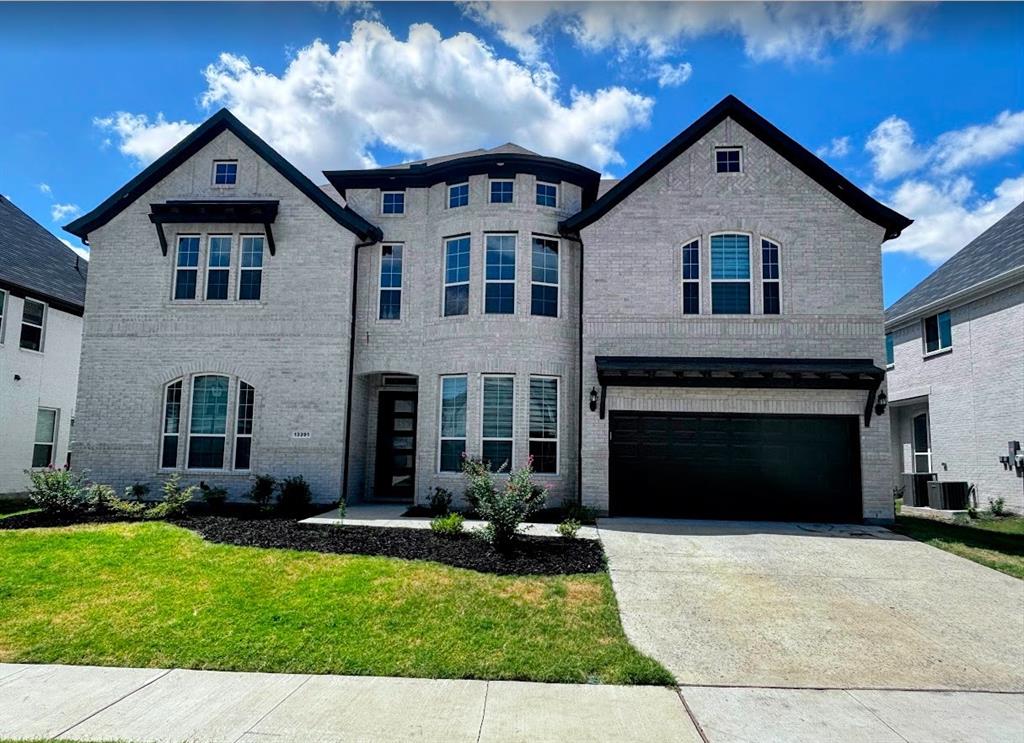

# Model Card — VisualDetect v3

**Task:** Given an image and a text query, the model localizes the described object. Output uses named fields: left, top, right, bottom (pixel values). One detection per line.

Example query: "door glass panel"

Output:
left=392, top=476, right=413, bottom=488
left=393, top=454, right=413, bottom=469
left=394, top=418, right=413, bottom=431
left=394, top=399, right=415, bottom=413
left=392, top=436, right=414, bottom=449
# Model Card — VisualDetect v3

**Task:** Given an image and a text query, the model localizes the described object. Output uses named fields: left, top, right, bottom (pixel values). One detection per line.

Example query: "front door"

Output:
left=374, top=391, right=417, bottom=501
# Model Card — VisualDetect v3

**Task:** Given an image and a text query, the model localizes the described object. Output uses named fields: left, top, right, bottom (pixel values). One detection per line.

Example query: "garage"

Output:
left=609, top=412, right=862, bottom=522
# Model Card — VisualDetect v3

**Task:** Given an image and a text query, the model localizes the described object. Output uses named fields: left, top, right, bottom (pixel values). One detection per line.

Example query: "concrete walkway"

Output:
left=302, top=503, right=600, bottom=539
left=3, top=663, right=1023, bottom=742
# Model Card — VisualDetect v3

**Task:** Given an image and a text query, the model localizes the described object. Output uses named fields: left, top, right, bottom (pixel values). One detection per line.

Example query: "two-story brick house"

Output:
left=66, top=95, right=911, bottom=522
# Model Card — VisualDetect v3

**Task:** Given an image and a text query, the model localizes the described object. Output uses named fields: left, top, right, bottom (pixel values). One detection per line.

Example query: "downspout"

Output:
left=576, top=232, right=585, bottom=507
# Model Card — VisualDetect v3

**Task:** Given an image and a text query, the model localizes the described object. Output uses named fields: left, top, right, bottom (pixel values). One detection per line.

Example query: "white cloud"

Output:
left=883, top=175, right=1024, bottom=263
left=96, top=21, right=653, bottom=176
left=50, top=203, right=81, bottom=223
left=653, top=62, right=692, bottom=88
left=94, top=112, right=197, bottom=167
left=462, top=1, right=916, bottom=63
left=60, top=237, right=90, bottom=262
left=866, top=116, right=928, bottom=180
left=815, top=136, right=850, bottom=159
left=38, top=183, right=52, bottom=196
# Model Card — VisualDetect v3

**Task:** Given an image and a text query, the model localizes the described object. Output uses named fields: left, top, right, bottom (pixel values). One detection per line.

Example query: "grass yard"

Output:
left=892, top=514, right=1024, bottom=580
left=0, top=521, right=671, bottom=685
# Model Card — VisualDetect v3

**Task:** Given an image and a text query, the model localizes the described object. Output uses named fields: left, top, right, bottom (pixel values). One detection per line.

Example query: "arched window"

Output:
left=160, top=374, right=255, bottom=471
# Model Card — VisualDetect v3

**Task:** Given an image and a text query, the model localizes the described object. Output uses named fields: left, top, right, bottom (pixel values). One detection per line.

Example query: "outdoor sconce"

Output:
left=873, top=390, right=888, bottom=417
left=589, top=387, right=598, bottom=412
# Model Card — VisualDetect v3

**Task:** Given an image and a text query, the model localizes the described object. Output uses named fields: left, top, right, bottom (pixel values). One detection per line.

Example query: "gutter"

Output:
left=573, top=232, right=585, bottom=507
left=885, top=265, right=1024, bottom=331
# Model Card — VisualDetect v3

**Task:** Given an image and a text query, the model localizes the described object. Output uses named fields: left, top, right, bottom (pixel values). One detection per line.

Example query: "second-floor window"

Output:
left=382, top=191, right=405, bottom=214
left=485, top=234, right=516, bottom=314
left=715, top=148, right=742, bottom=173
left=885, top=333, right=895, bottom=368
left=20, top=298, right=46, bottom=351
left=710, top=233, right=751, bottom=315
left=482, top=375, right=514, bottom=472
left=681, top=239, right=700, bottom=315
left=923, top=311, right=952, bottom=354
left=536, top=181, right=558, bottom=207
left=761, top=238, right=781, bottom=314
left=174, top=236, right=200, bottom=300
left=239, top=236, right=264, bottom=301
left=490, top=179, right=514, bottom=203
left=379, top=244, right=403, bottom=320
left=213, top=160, right=237, bottom=185
left=531, top=237, right=559, bottom=317
left=206, top=236, right=232, bottom=300
left=444, top=236, right=470, bottom=316
left=448, top=182, right=469, bottom=208
left=0, top=289, right=6, bottom=343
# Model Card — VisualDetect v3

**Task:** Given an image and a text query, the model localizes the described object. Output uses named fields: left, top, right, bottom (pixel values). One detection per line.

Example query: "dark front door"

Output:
left=609, top=412, right=861, bottom=522
left=375, top=391, right=417, bottom=501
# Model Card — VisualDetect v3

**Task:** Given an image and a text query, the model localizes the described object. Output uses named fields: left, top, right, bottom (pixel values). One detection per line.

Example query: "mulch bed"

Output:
left=1, top=510, right=606, bottom=576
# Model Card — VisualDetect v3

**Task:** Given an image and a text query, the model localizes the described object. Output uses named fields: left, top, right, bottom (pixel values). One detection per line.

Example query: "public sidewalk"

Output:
left=3, top=663, right=1023, bottom=742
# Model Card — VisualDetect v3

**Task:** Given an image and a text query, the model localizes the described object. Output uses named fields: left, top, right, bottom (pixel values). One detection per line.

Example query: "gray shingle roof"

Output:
left=885, top=200, right=1024, bottom=323
left=0, top=195, right=87, bottom=314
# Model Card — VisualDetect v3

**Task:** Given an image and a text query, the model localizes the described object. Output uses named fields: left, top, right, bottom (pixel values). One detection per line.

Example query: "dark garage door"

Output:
left=609, top=412, right=861, bottom=522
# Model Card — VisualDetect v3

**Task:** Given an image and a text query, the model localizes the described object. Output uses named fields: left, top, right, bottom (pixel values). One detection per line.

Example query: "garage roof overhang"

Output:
left=148, top=200, right=279, bottom=256
left=595, top=356, right=886, bottom=426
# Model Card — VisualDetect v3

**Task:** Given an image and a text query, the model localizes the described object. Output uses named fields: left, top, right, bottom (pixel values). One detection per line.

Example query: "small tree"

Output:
left=465, top=456, right=547, bottom=550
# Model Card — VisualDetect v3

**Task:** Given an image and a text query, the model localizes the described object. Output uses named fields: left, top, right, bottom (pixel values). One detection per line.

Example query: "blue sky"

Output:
left=1, top=1, right=1021, bottom=306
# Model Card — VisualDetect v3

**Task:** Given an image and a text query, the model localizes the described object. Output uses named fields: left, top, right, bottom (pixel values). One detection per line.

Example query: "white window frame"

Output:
left=377, top=243, right=403, bottom=321
left=438, top=374, right=468, bottom=473
left=205, top=234, right=232, bottom=301
left=489, top=178, right=515, bottom=204
left=709, top=231, right=753, bottom=315
left=238, top=234, right=265, bottom=301
left=185, top=374, right=232, bottom=472
left=381, top=191, right=405, bottom=215
left=234, top=381, right=255, bottom=471
left=32, top=407, right=58, bottom=468
left=19, top=296, right=47, bottom=353
left=715, top=147, right=743, bottom=173
left=912, top=412, right=932, bottom=474
left=484, top=233, right=517, bottom=315
left=448, top=182, right=469, bottom=209
left=680, top=237, right=700, bottom=316
left=0, top=288, right=7, bottom=344
left=160, top=379, right=183, bottom=470
left=760, top=237, right=782, bottom=315
left=173, top=234, right=201, bottom=301
left=921, top=311, right=953, bottom=357
left=481, top=374, right=515, bottom=472
left=885, top=333, right=895, bottom=369
left=212, top=160, right=238, bottom=186
left=530, top=235, right=560, bottom=318
left=528, top=375, right=559, bottom=475
left=536, top=180, right=558, bottom=208
left=443, top=235, right=471, bottom=317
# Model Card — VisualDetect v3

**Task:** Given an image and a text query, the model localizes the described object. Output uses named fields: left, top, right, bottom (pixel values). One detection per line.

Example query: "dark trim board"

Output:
left=0, top=278, right=85, bottom=317
left=560, top=95, right=912, bottom=240
left=149, top=200, right=280, bottom=256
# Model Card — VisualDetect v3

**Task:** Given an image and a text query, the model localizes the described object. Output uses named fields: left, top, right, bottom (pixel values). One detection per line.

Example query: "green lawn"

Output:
left=891, top=514, right=1024, bottom=580
left=0, top=521, right=671, bottom=685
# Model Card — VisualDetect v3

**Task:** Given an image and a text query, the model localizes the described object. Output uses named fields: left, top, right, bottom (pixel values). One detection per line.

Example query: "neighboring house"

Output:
left=65, top=95, right=911, bottom=522
left=885, top=202, right=1024, bottom=513
left=0, top=195, right=87, bottom=494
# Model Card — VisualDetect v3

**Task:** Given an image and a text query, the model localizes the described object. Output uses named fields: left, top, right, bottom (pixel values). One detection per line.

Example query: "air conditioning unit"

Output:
left=926, top=481, right=971, bottom=510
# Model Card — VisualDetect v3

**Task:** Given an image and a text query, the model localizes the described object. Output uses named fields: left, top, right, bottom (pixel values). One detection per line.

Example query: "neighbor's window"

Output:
left=531, top=237, right=559, bottom=317
left=536, top=181, right=558, bottom=207
left=715, top=148, right=741, bottom=173
left=206, top=236, right=232, bottom=300
left=761, top=238, right=781, bottom=315
left=174, top=236, right=200, bottom=300
left=923, top=311, right=952, bottom=354
left=0, top=289, right=6, bottom=343
left=161, top=380, right=182, bottom=468
left=19, top=298, right=46, bottom=351
left=239, top=236, right=264, bottom=301
left=439, top=375, right=467, bottom=472
left=187, top=374, right=229, bottom=469
left=885, top=334, right=895, bottom=368
left=381, top=191, right=405, bottom=215
left=710, top=234, right=751, bottom=314
left=234, top=381, right=255, bottom=470
left=681, top=239, right=700, bottom=315
left=485, top=234, right=516, bottom=314
left=32, top=408, right=57, bottom=468
left=379, top=244, right=403, bottom=320
left=482, top=375, right=514, bottom=472
left=490, top=179, right=514, bottom=203
left=444, top=236, right=470, bottom=317
left=213, top=160, right=237, bottom=185
left=529, top=376, right=558, bottom=474
left=448, top=182, right=469, bottom=208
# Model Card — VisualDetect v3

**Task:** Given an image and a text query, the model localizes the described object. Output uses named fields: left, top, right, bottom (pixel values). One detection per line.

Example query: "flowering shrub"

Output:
left=464, top=455, right=547, bottom=550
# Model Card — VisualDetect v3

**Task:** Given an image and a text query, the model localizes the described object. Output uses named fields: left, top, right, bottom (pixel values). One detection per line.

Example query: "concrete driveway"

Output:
left=598, top=519, right=1024, bottom=691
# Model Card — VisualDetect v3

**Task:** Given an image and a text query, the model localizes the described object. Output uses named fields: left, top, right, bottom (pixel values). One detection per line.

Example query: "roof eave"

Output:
left=884, top=265, right=1024, bottom=330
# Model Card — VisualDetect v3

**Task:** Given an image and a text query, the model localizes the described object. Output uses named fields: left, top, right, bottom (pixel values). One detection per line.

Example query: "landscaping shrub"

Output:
left=466, top=456, right=547, bottom=550
left=247, top=474, right=276, bottom=510
left=25, top=467, right=95, bottom=515
left=989, top=497, right=1006, bottom=517
left=429, top=487, right=453, bottom=516
left=147, top=474, right=197, bottom=519
left=430, top=512, right=465, bottom=536
left=557, top=518, right=581, bottom=539
left=277, top=475, right=312, bottom=514
left=462, top=456, right=494, bottom=512
left=199, top=483, right=229, bottom=510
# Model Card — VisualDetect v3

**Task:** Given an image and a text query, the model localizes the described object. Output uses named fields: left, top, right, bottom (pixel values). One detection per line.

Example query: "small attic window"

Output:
left=213, top=161, right=237, bottom=186
left=715, top=148, right=742, bottom=173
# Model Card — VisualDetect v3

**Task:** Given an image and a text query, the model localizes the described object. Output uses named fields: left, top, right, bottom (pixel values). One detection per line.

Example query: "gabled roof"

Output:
left=885, top=200, right=1024, bottom=326
left=0, top=195, right=87, bottom=315
left=560, top=95, right=913, bottom=240
left=65, top=108, right=382, bottom=244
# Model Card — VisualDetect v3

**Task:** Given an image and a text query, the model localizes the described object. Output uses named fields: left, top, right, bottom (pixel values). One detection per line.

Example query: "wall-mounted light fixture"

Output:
left=873, top=390, right=888, bottom=417
left=589, top=387, right=598, bottom=412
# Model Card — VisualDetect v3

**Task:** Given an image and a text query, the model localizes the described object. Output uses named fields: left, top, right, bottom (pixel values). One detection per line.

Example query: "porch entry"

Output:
left=374, top=391, right=417, bottom=501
